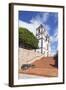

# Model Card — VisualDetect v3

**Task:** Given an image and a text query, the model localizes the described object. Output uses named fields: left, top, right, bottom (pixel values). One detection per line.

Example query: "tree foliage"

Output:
left=19, top=27, right=38, bottom=49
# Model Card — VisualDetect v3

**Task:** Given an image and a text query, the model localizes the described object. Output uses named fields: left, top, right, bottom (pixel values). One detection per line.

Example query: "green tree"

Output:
left=19, top=27, right=38, bottom=49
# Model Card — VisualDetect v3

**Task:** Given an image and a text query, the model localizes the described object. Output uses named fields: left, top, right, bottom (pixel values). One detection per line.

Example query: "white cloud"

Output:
left=30, top=15, right=41, bottom=24
left=30, top=12, right=50, bottom=24
left=44, top=24, right=51, bottom=33
left=42, top=12, right=50, bottom=23
left=19, top=20, right=40, bottom=35
left=50, top=28, right=58, bottom=55
left=50, top=28, right=58, bottom=43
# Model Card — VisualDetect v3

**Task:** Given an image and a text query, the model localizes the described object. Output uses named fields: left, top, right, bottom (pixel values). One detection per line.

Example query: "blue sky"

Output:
left=19, top=11, right=58, bottom=55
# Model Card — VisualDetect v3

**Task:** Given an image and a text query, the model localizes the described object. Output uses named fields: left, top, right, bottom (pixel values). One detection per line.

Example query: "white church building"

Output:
left=36, top=24, right=51, bottom=57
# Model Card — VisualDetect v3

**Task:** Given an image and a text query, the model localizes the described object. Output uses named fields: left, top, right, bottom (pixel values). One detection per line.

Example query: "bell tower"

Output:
left=36, top=24, right=50, bottom=56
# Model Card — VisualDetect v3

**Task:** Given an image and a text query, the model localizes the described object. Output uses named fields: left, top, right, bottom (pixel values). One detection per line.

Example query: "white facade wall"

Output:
left=36, top=39, right=50, bottom=56
left=36, top=24, right=51, bottom=56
